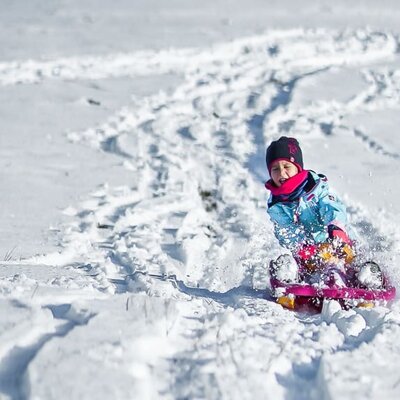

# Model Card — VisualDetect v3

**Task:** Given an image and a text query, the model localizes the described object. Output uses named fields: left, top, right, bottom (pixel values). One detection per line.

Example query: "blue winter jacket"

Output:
left=267, top=171, right=351, bottom=252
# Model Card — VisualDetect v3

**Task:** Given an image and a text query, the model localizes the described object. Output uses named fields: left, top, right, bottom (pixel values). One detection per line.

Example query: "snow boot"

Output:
left=270, top=254, right=299, bottom=283
left=357, top=261, right=383, bottom=289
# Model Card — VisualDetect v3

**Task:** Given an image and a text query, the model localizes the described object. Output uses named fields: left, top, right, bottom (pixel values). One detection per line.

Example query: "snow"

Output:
left=1, top=1, right=400, bottom=399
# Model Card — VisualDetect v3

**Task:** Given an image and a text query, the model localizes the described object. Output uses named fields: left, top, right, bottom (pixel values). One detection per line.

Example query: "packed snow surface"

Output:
left=1, top=1, right=400, bottom=399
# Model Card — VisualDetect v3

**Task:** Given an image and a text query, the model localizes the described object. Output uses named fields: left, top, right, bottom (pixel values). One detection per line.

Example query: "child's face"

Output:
left=270, top=160, right=299, bottom=187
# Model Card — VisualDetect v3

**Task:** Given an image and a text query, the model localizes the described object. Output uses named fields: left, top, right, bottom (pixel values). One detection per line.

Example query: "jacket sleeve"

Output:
left=267, top=206, right=308, bottom=252
left=272, top=221, right=309, bottom=252
left=317, top=181, right=348, bottom=232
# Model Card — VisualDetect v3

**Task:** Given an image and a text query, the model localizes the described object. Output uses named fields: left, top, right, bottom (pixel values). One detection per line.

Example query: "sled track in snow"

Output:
left=0, top=302, right=95, bottom=400
left=4, top=28, right=400, bottom=399
left=58, top=28, right=400, bottom=399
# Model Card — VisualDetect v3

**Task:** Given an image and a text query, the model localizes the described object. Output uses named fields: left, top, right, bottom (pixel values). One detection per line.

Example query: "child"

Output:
left=265, top=136, right=382, bottom=288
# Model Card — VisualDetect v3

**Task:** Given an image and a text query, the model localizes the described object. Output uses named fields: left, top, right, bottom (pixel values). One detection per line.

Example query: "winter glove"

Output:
left=327, top=224, right=351, bottom=245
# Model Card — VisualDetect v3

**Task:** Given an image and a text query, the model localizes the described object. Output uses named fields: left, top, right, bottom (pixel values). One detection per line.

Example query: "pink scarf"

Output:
left=265, top=170, right=309, bottom=196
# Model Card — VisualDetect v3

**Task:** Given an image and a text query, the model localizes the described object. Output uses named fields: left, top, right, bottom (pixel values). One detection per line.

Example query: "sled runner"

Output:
left=271, top=278, right=396, bottom=310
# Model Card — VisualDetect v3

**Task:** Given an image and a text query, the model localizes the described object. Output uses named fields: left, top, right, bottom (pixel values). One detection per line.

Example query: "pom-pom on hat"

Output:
left=266, top=136, right=303, bottom=173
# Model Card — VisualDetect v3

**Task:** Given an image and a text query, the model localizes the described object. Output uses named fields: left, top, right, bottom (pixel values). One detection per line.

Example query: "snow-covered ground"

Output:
left=2, top=1, right=400, bottom=399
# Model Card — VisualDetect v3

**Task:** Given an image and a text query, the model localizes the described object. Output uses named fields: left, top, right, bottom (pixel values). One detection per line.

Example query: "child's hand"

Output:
left=327, top=224, right=355, bottom=263
left=327, top=224, right=351, bottom=245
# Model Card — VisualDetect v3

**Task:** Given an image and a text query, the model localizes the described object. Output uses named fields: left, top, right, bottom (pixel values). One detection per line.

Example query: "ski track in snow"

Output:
left=2, top=28, right=400, bottom=399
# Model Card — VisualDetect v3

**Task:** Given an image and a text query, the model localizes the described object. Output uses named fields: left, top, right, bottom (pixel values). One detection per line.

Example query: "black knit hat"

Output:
left=266, top=136, right=303, bottom=173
